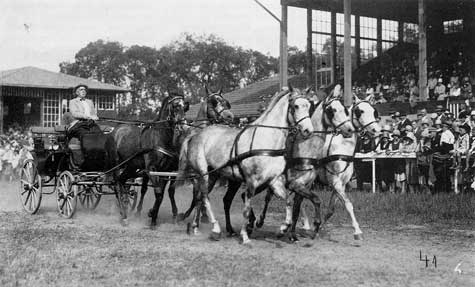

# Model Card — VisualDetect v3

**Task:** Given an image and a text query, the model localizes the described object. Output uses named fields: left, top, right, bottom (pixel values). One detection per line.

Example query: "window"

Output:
left=336, top=36, right=356, bottom=80
left=336, top=13, right=355, bottom=36
left=403, top=23, right=418, bottom=43
left=313, top=10, right=331, bottom=33
left=360, top=16, right=377, bottom=39
left=96, top=95, right=115, bottom=110
left=313, top=33, right=332, bottom=88
left=443, top=19, right=463, bottom=34
left=360, top=39, right=378, bottom=63
left=43, top=92, right=60, bottom=127
left=382, top=20, right=398, bottom=42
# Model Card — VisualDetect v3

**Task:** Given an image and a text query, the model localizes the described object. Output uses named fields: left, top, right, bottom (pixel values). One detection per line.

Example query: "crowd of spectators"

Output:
left=356, top=103, right=475, bottom=194
left=353, top=46, right=474, bottom=105
left=0, top=125, right=34, bottom=181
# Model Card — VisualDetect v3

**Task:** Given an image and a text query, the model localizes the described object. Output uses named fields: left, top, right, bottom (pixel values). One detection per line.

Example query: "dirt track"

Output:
left=1, top=181, right=474, bottom=287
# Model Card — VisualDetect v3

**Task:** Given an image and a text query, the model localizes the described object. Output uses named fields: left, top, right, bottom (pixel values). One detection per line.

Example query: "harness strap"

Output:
left=288, top=154, right=354, bottom=169
left=225, top=149, right=287, bottom=169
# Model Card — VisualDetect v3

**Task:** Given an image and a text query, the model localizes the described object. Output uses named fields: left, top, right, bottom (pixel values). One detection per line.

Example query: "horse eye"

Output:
left=294, top=105, right=299, bottom=109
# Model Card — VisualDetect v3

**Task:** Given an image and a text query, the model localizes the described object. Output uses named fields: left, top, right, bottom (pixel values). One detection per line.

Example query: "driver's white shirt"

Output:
left=81, top=99, right=92, bottom=118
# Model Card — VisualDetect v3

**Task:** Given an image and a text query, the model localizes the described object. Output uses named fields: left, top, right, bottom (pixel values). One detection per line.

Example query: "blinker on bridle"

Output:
left=352, top=101, right=378, bottom=132
left=323, top=98, right=351, bottom=131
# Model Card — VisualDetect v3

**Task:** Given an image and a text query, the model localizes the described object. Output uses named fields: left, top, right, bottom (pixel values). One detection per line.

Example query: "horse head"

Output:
left=161, top=93, right=189, bottom=125
left=204, top=86, right=234, bottom=123
left=351, top=96, right=381, bottom=136
left=287, top=86, right=314, bottom=138
left=321, top=84, right=355, bottom=137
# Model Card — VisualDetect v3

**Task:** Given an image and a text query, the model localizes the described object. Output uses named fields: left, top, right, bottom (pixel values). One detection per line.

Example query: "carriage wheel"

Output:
left=78, top=186, right=102, bottom=210
left=18, top=159, right=42, bottom=214
left=56, top=171, right=77, bottom=218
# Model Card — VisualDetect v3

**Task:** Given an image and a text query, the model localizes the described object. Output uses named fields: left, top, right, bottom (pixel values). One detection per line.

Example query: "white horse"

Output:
left=178, top=87, right=315, bottom=244
left=290, top=96, right=381, bottom=241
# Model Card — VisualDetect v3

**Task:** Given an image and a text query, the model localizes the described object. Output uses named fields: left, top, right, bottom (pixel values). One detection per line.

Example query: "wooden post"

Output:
left=0, top=86, right=3, bottom=133
left=280, top=4, right=288, bottom=89
left=418, top=0, right=428, bottom=101
left=398, top=21, right=404, bottom=43
left=344, top=0, right=352, bottom=106
left=355, top=15, right=361, bottom=68
left=306, top=8, right=314, bottom=88
left=377, top=18, right=382, bottom=57
left=331, top=11, right=337, bottom=84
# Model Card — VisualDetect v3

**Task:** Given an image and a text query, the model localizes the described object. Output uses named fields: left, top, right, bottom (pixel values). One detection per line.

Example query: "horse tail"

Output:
left=176, top=134, right=193, bottom=187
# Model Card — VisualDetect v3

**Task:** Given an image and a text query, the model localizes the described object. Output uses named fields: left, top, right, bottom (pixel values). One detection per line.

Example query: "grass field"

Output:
left=1, top=181, right=474, bottom=286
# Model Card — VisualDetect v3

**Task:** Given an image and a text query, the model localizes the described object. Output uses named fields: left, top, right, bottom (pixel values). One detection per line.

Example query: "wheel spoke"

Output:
left=66, top=199, right=73, bottom=216
left=24, top=190, right=32, bottom=207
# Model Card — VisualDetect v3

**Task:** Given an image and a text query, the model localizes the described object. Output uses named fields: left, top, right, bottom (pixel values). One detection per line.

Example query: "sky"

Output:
left=0, top=0, right=307, bottom=72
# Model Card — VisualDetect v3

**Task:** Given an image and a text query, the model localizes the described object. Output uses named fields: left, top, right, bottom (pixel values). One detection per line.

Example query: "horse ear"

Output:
left=332, top=84, right=342, bottom=98
left=218, top=88, right=223, bottom=95
left=305, top=86, right=313, bottom=94
left=353, top=93, right=361, bottom=103
left=288, top=83, right=293, bottom=92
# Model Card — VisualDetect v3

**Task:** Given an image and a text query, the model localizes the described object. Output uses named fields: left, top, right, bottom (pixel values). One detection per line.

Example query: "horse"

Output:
left=177, top=87, right=316, bottom=244
left=284, top=95, right=381, bottom=241
left=112, top=94, right=188, bottom=226
left=132, top=88, right=233, bottom=223
left=177, top=86, right=356, bottom=238
left=251, top=85, right=358, bottom=239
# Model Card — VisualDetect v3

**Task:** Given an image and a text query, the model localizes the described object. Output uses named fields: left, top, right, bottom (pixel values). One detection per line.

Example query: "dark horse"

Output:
left=112, top=94, right=188, bottom=226
left=131, top=87, right=234, bottom=226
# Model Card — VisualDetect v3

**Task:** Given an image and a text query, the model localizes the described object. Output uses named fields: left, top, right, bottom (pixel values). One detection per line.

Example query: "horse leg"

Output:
left=200, top=175, right=218, bottom=224
left=223, top=180, right=241, bottom=237
left=168, top=180, right=178, bottom=221
left=288, top=193, right=304, bottom=242
left=333, top=181, right=363, bottom=240
left=255, top=189, right=273, bottom=228
left=308, top=193, right=322, bottom=239
left=136, top=175, right=149, bottom=216
left=240, top=187, right=255, bottom=245
left=177, top=183, right=198, bottom=221
left=148, top=178, right=167, bottom=228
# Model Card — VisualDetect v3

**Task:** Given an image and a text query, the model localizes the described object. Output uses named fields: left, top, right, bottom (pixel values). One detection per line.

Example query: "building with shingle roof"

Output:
left=0, top=66, right=128, bottom=130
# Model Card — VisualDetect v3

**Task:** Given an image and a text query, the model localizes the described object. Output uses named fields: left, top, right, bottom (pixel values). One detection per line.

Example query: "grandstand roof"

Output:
left=187, top=74, right=308, bottom=119
left=0, top=66, right=128, bottom=92
left=283, top=0, right=473, bottom=23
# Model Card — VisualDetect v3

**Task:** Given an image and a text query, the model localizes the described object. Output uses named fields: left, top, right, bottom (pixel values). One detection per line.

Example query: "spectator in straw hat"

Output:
left=434, top=105, right=447, bottom=123
left=451, top=123, right=470, bottom=169
left=439, top=121, right=455, bottom=154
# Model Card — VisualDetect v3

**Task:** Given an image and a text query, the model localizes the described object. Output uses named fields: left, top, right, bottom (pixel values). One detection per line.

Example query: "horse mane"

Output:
left=152, top=96, right=172, bottom=121
left=253, top=89, right=291, bottom=125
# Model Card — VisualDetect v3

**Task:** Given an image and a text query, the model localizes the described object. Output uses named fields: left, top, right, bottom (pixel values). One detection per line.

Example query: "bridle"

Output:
left=288, top=94, right=312, bottom=129
left=166, top=95, right=186, bottom=124
left=321, top=98, right=351, bottom=131
left=206, top=93, right=231, bottom=123
left=351, top=100, right=379, bottom=132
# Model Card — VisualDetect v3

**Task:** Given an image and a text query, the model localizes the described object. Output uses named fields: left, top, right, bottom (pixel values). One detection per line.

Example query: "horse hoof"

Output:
left=241, top=238, right=252, bottom=246
left=209, top=231, right=221, bottom=241
left=186, top=223, right=191, bottom=235
left=177, top=213, right=186, bottom=222
left=276, top=231, right=285, bottom=238
left=147, top=210, right=153, bottom=218
left=121, top=219, right=129, bottom=227
left=289, top=234, right=299, bottom=243
left=354, top=233, right=363, bottom=241
left=227, top=231, right=238, bottom=237
left=150, top=224, right=158, bottom=230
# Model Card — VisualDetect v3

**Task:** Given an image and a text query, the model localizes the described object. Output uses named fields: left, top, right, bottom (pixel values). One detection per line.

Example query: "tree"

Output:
left=60, top=40, right=127, bottom=86
left=287, top=46, right=306, bottom=75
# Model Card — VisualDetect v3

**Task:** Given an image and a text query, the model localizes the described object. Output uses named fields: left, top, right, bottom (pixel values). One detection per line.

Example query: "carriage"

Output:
left=18, top=124, right=140, bottom=218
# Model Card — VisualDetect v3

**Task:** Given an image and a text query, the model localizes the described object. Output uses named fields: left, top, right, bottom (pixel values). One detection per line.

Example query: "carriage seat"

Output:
left=54, top=125, right=68, bottom=133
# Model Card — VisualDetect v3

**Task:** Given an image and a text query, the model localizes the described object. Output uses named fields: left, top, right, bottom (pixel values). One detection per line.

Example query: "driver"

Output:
left=67, top=84, right=101, bottom=168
